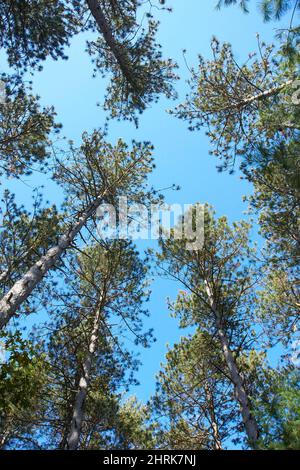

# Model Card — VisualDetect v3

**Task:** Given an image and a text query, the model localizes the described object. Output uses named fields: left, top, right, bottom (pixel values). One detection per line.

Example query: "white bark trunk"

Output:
left=223, top=79, right=294, bottom=113
left=204, top=281, right=259, bottom=446
left=241, top=79, right=294, bottom=107
left=0, top=194, right=105, bottom=329
left=65, top=305, right=102, bottom=450
left=0, top=269, right=9, bottom=284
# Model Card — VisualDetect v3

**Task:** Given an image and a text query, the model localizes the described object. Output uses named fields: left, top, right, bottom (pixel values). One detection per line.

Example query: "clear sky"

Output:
left=4, top=1, right=289, bottom=403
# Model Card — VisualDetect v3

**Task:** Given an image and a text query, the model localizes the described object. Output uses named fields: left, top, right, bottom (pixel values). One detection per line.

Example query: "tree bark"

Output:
left=86, top=0, right=137, bottom=89
left=0, top=193, right=105, bottom=330
left=0, top=269, right=9, bottom=284
left=0, top=431, right=9, bottom=449
left=204, top=281, right=259, bottom=446
left=0, top=419, right=12, bottom=449
left=240, top=79, right=294, bottom=107
left=204, top=383, right=222, bottom=450
left=223, top=79, right=294, bottom=113
left=65, top=303, right=103, bottom=450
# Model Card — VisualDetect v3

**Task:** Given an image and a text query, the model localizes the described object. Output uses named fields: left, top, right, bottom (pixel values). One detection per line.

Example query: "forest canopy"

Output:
left=0, top=0, right=299, bottom=452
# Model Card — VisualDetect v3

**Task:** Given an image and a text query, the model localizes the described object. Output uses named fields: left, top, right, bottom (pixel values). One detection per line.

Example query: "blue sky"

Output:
left=3, top=1, right=289, bottom=403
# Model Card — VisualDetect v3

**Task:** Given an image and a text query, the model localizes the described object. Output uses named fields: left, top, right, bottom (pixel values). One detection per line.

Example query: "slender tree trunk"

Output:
left=242, top=80, right=294, bottom=106
left=224, top=79, right=294, bottom=112
left=0, top=269, right=9, bottom=284
left=86, top=0, right=137, bottom=89
left=216, top=322, right=259, bottom=445
left=65, top=304, right=102, bottom=450
left=211, top=421, right=222, bottom=450
left=204, top=281, right=259, bottom=446
left=0, top=420, right=12, bottom=449
left=204, top=383, right=222, bottom=450
left=0, top=194, right=105, bottom=330
left=0, top=434, right=8, bottom=449
left=0, top=432, right=8, bottom=448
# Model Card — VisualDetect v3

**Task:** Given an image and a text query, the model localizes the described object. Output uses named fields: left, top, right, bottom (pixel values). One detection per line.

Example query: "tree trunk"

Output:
left=0, top=269, right=9, bottom=284
left=0, top=420, right=12, bottom=449
left=223, top=79, right=294, bottom=113
left=204, top=383, right=223, bottom=450
left=65, top=304, right=102, bottom=450
left=216, top=322, right=259, bottom=445
left=86, top=0, right=137, bottom=89
left=0, top=431, right=8, bottom=449
left=0, top=145, right=142, bottom=328
left=241, top=79, right=294, bottom=107
left=204, top=281, right=259, bottom=446
left=0, top=194, right=105, bottom=330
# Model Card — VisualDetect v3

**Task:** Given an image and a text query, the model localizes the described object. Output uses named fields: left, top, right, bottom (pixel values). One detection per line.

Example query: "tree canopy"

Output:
left=0, top=0, right=299, bottom=453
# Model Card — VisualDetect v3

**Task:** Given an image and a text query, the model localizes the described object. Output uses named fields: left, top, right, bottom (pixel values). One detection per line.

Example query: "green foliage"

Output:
left=155, top=207, right=261, bottom=447
left=88, top=18, right=178, bottom=125
left=153, top=330, right=237, bottom=449
left=27, top=240, right=153, bottom=449
left=0, top=1, right=177, bottom=123
left=54, top=129, right=157, bottom=213
left=0, top=0, right=79, bottom=70
left=0, top=330, right=48, bottom=449
left=109, top=397, right=156, bottom=449
left=157, top=207, right=256, bottom=334
left=248, top=134, right=300, bottom=344
left=0, top=0, right=299, bottom=452
left=172, top=21, right=300, bottom=348
left=0, top=190, right=62, bottom=293
left=172, top=36, right=296, bottom=172
left=216, top=0, right=300, bottom=21
left=249, top=142, right=300, bottom=259
left=254, top=367, right=300, bottom=449
left=257, top=268, right=299, bottom=344
left=0, top=75, right=60, bottom=178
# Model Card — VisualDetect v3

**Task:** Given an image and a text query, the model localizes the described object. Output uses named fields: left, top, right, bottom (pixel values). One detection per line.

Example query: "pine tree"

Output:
left=216, top=0, right=300, bottom=21
left=172, top=25, right=300, bottom=345
left=0, top=75, right=60, bottom=178
left=153, top=330, right=239, bottom=449
left=172, top=37, right=296, bottom=172
left=0, top=190, right=62, bottom=287
left=0, top=1, right=178, bottom=123
left=28, top=240, right=153, bottom=449
left=0, top=330, right=48, bottom=449
left=250, top=142, right=300, bottom=343
left=156, top=206, right=261, bottom=447
left=0, top=130, right=155, bottom=329
left=253, top=365, right=300, bottom=449
left=0, top=190, right=63, bottom=320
